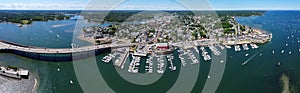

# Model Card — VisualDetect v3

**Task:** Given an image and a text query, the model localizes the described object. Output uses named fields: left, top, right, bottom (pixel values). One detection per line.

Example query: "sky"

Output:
left=0, top=0, right=299, bottom=10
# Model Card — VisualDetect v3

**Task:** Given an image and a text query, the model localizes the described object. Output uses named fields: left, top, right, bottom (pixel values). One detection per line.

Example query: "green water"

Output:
left=0, top=11, right=299, bottom=93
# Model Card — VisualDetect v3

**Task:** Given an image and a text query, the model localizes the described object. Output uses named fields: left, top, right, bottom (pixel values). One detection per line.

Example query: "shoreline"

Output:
left=252, top=28, right=269, bottom=34
left=77, top=32, right=96, bottom=45
left=32, top=73, right=39, bottom=93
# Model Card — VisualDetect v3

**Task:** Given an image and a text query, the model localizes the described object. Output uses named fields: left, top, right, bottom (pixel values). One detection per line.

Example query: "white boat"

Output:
left=277, top=62, right=281, bottom=66
left=250, top=44, right=259, bottom=49
left=70, top=80, right=74, bottom=85
left=243, top=44, right=249, bottom=50
left=172, top=66, right=177, bottom=71
left=225, top=45, right=231, bottom=49
left=245, top=54, right=249, bottom=57
left=57, top=68, right=60, bottom=71
left=208, top=75, right=211, bottom=79
left=281, top=50, right=285, bottom=54
left=234, top=45, right=241, bottom=52
left=220, top=60, right=224, bottom=64
left=272, top=50, right=275, bottom=54
left=286, top=44, right=288, bottom=47
left=242, top=62, right=247, bottom=66
left=289, top=51, right=292, bottom=55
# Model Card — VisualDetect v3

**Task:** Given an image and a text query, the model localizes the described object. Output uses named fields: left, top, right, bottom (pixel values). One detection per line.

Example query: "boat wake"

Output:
left=242, top=52, right=261, bottom=66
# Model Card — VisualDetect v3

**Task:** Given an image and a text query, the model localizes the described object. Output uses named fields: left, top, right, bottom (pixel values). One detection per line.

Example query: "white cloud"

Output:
left=0, top=3, right=86, bottom=10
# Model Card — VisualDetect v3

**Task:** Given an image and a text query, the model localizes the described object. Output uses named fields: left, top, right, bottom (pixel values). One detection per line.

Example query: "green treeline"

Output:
left=0, top=11, right=72, bottom=24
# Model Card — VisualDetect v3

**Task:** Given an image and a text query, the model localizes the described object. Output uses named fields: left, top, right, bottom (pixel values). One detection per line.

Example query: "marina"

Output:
left=157, top=55, right=165, bottom=74
left=178, top=49, right=187, bottom=67
left=102, top=53, right=116, bottom=63
left=209, top=45, right=221, bottom=56
left=114, top=48, right=129, bottom=69
left=200, top=47, right=211, bottom=61
left=167, top=55, right=176, bottom=71
left=128, top=55, right=141, bottom=73
left=145, top=56, right=154, bottom=73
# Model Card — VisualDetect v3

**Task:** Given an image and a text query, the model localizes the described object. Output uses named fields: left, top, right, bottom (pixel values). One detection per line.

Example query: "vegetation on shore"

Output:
left=0, top=11, right=73, bottom=24
left=81, top=10, right=265, bottom=23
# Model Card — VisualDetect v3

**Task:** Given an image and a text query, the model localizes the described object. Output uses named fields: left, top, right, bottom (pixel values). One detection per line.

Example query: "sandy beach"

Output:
left=77, top=33, right=96, bottom=45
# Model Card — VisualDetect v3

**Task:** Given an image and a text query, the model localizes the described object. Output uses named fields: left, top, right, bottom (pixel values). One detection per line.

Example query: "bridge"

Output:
left=0, top=40, right=142, bottom=61
left=0, top=41, right=138, bottom=54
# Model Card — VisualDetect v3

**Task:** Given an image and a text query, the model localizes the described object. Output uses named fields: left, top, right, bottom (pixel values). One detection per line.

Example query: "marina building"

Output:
left=156, top=43, right=169, bottom=50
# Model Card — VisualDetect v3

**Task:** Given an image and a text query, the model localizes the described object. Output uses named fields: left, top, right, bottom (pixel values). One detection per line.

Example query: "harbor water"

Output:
left=0, top=11, right=299, bottom=93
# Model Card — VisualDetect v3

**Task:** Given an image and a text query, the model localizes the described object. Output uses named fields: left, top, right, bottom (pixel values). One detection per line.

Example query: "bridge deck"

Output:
left=0, top=41, right=135, bottom=54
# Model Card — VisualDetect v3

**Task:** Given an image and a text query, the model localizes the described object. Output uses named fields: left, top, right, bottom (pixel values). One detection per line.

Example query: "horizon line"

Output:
left=0, top=9, right=300, bottom=11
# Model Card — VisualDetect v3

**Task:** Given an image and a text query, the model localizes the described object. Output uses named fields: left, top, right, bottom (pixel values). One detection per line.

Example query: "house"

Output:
left=156, top=43, right=169, bottom=50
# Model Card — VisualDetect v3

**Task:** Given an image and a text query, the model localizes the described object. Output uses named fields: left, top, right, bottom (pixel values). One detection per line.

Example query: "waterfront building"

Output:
left=156, top=43, right=169, bottom=50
